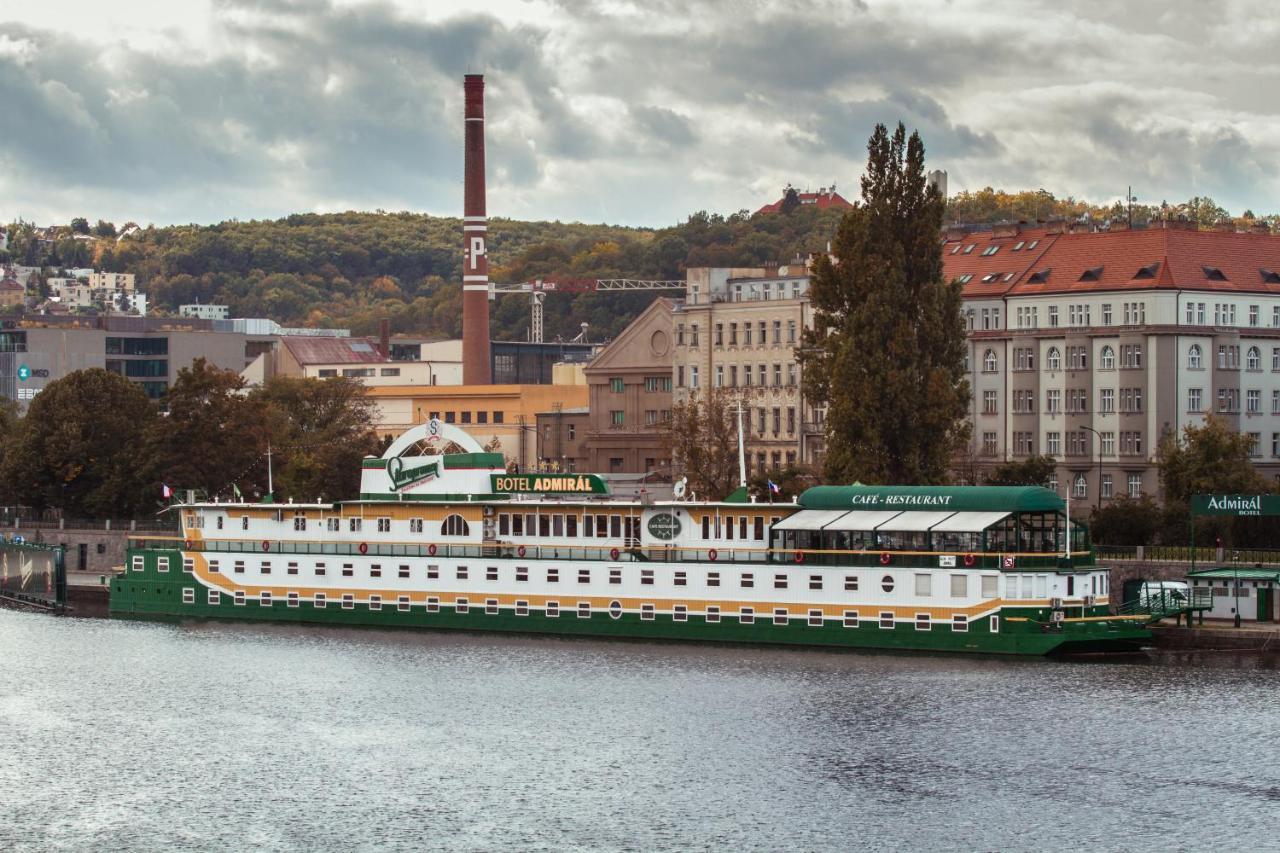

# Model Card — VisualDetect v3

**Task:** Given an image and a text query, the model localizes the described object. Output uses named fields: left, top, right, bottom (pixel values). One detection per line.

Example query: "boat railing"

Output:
left=127, top=535, right=1097, bottom=570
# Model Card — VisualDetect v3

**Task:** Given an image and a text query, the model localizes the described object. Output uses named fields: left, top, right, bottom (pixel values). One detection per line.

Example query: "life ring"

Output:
left=879, top=552, right=891, bottom=566
left=794, top=550, right=805, bottom=564
left=708, top=548, right=718, bottom=561
left=963, top=554, right=976, bottom=567
left=517, top=544, right=527, bottom=558
left=358, top=542, right=368, bottom=555
left=427, top=543, right=437, bottom=556
left=609, top=547, right=620, bottom=561
left=184, top=539, right=192, bottom=550
left=261, top=540, right=270, bottom=552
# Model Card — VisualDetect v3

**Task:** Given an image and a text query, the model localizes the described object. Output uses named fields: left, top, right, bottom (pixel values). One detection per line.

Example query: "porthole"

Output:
left=881, top=575, right=895, bottom=593
left=609, top=600, right=623, bottom=619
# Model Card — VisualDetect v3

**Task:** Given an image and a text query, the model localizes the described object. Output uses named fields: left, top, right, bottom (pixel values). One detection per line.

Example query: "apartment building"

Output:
left=581, top=298, right=675, bottom=475
left=948, top=219, right=1280, bottom=507
left=672, top=266, right=824, bottom=473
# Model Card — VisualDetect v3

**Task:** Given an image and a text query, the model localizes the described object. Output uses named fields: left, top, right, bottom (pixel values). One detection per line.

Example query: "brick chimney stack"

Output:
left=462, top=74, right=491, bottom=385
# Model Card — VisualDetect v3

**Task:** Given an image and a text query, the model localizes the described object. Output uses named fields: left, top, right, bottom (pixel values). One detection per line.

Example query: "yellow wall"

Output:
left=363, top=383, right=589, bottom=469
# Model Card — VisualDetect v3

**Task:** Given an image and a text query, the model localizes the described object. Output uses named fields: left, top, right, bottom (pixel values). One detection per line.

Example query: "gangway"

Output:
left=1115, top=587, right=1213, bottom=626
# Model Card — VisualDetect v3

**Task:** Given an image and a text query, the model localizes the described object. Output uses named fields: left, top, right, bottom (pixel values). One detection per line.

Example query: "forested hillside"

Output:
left=4, top=205, right=846, bottom=341
left=6, top=186, right=1256, bottom=342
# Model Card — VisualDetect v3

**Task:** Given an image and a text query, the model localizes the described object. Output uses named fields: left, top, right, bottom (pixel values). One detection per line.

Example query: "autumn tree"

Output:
left=0, top=369, right=156, bottom=517
left=146, top=358, right=271, bottom=498
left=985, top=455, right=1056, bottom=487
left=800, top=123, right=970, bottom=485
left=251, top=376, right=380, bottom=501
left=666, top=388, right=744, bottom=501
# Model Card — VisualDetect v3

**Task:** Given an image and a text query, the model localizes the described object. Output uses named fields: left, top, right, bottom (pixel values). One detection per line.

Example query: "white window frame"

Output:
left=879, top=611, right=895, bottom=629
left=342, top=594, right=354, bottom=609
left=260, top=591, right=272, bottom=606
left=489, top=598, right=501, bottom=616
left=234, top=590, right=246, bottom=606
left=182, top=587, right=194, bottom=604
left=773, top=608, right=789, bottom=626
left=208, top=589, right=221, bottom=605
left=369, top=595, right=382, bottom=611
left=915, top=613, right=931, bottom=631
left=739, top=606, right=755, bottom=625
left=952, top=614, right=968, bottom=632
left=843, top=610, right=859, bottom=628
left=287, top=592, right=300, bottom=608
left=515, top=600, right=529, bottom=617
left=454, top=597, right=468, bottom=614
left=157, top=556, right=169, bottom=573
left=673, top=604, right=688, bottom=622
left=640, top=603, right=655, bottom=621
left=705, top=606, right=720, bottom=623
left=808, top=609, right=824, bottom=627
left=314, top=593, right=327, bottom=609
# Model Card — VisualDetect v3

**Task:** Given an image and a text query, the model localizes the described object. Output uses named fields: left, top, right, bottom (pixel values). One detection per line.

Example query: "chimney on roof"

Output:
left=1212, top=219, right=1235, bottom=233
left=1251, top=221, right=1272, bottom=235
left=378, top=317, right=390, bottom=359
left=1045, top=218, right=1066, bottom=235
left=1110, top=219, right=1130, bottom=232
left=992, top=221, right=1020, bottom=239
left=944, top=226, right=968, bottom=242
left=1068, top=221, right=1092, bottom=235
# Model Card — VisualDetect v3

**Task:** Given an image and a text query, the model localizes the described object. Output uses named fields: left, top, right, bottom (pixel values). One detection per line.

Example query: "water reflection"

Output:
left=0, top=611, right=1276, bottom=851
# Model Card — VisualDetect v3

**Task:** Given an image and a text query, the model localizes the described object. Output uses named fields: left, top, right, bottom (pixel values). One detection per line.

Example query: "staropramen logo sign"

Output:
left=1191, top=494, right=1280, bottom=517
left=646, top=513, right=682, bottom=540
left=386, top=457, right=440, bottom=491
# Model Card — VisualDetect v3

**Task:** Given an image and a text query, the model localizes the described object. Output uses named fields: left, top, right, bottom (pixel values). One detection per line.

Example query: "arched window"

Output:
left=442, top=514, right=470, bottom=536
left=1100, top=345, right=1115, bottom=370
left=983, top=349, right=997, bottom=373
left=1247, top=346, right=1261, bottom=371
left=1073, top=473, right=1088, bottom=498
left=1046, top=347, right=1061, bottom=371
left=1187, top=344, right=1202, bottom=369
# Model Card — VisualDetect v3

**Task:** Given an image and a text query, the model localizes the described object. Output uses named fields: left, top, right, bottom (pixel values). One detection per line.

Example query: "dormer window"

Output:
left=1260, top=268, right=1280, bottom=284
left=1028, top=268, right=1051, bottom=284
left=981, top=273, right=1001, bottom=283
left=1027, top=240, right=1040, bottom=250
left=1012, top=241, right=1025, bottom=251
left=1079, top=266, right=1104, bottom=282
left=1203, top=265, right=1228, bottom=281
left=950, top=244, right=961, bottom=255
left=963, top=244, right=976, bottom=254
left=981, top=245, right=999, bottom=256
left=1134, top=263, right=1160, bottom=280
left=956, top=274, right=973, bottom=284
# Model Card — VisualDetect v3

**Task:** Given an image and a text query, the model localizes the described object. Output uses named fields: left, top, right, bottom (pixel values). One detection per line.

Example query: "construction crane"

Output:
left=490, top=278, right=685, bottom=343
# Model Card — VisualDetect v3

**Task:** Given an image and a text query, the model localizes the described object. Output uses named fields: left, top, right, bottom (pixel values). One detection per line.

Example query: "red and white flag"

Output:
left=162, top=483, right=173, bottom=499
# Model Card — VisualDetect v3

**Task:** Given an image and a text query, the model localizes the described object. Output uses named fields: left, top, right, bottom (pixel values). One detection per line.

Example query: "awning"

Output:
left=771, top=509, right=854, bottom=531
left=929, top=511, right=1011, bottom=533
left=825, top=510, right=904, bottom=531
left=874, top=510, right=957, bottom=532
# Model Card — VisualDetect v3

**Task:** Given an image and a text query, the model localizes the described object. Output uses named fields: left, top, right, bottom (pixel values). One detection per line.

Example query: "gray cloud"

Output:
left=1, top=0, right=1279, bottom=227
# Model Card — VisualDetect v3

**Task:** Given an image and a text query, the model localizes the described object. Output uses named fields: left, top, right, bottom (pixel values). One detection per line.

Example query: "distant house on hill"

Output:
left=0, top=277, right=24, bottom=308
left=755, top=185, right=854, bottom=216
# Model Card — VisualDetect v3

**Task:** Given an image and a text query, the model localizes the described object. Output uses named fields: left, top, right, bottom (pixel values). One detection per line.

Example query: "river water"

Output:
left=1, top=610, right=1276, bottom=852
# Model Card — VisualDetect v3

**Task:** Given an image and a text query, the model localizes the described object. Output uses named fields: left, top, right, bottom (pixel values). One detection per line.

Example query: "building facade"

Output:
left=672, top=267, right=824, bottom=474
left=535, top=406, right=590, bottom=472
left=948, top=220, right=1280, bottom=508
left=180, top=304, right=230, bottom=320
left=581, top=298, right=675, bottom=476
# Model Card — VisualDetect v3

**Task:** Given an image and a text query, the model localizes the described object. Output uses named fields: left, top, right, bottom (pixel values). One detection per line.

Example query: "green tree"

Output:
left=985, top=455, right=1056, bottom=487
left=146, top=359, right=271, bottom=498
left=1088, top=495, right=1162, bottom=545
left=800, top=123, right=970, bottom=485
left=780, top=184, right=801, bottom=215
left=69, top=217, right=90, bottom=235
left=0, top=369, right=156, bottom=517
left=251, top=376, right=380, bottom=501
left=94, top=220, right=117, bottom=238
left=1157, top=415, right=1269, bottom=503
left=666, top=388, right=743, bottom=501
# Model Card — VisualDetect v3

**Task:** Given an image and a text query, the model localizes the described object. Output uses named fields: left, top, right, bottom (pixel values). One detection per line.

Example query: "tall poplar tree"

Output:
left=800, top=123, right=969, bottom=484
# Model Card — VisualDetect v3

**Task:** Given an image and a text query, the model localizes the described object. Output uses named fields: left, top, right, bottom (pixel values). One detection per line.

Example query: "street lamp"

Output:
left=1078, top=424, right=1102, bottom=512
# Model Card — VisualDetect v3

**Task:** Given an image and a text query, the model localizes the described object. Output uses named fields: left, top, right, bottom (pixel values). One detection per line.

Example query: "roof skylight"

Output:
left=1134, top=263, right=1160, bottom=280
left=1261, top=268, right=1280, bottom=284
left=1028, top=269, right=1051, bottom=284
left=1079, top=266, right=1104, bottom=282
left=1202, top=265, right=1228, bottom=281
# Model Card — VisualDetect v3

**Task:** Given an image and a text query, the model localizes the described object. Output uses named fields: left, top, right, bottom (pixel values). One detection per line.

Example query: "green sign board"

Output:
left=490, top=473, right=608, bottom=495
left=16, top=364, right=29, bottom=382
left=646, top=513, right=682, bottom=540
left=387, top=457, right=439, bottom=491
left=1190, top=494, right=1280, bottom=517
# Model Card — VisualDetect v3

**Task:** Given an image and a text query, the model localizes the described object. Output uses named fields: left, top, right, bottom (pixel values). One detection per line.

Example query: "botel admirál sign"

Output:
left=1191, top=494, right=1280, bottom=517
left=491, top=474, right=608, bottom=495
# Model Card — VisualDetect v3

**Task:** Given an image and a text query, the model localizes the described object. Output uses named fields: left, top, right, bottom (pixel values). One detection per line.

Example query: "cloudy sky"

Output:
left=2, top=0, right=1278, bottom=228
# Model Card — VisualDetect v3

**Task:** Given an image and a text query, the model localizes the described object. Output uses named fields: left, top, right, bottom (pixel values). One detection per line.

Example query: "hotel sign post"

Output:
left=1189, top=494, right=1280, bottom=627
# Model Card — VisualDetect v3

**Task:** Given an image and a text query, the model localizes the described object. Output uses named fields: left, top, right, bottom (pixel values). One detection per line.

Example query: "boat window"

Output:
left=915, top=613, right=931, bottom=631
left=881, top=575, right=895, bottom=593
left=499, top=514, right=510, bottom=535
left=596, top=515, right=607, bottom=537
left=950, top=575, right=967, bottom=597
left=641, top=603, right=655, bottom=621
left=754, top=517, right=764, bottom=540
left=578, top=601, right=591, bottom=619
left=706, top=606, right=720, bottom=623
left=516, top=567, right=528, bottom=582
left=455, top=597, right=468, bottom=614
left=808, top=610, right=823, bottom=627
left=487, top=566, right=499, bottom=581
left=879, top=611, right=894, bottom=629
left=566, top=515, right=578, bottom=537
left=845, top=574, right=858, bottom=591
left=915, top=574, right=932, bottom=596
left=427, top=564, right=438, bottom=579
left=739, top=607, right=754, bottom=624
left=980, top=575, right=997, bottom=598
left=952, top=614, right=968, bottom=632
left=515, top=600, right=529, bottom=616
left=809, top=574, right=822, bottom=590
left=702, top=516, right=710, bottom=539
left=512, top=514, right=523, bottom=535
left=427, top=597, right=439, bottom=612
left=553, top=515, right=564, bottom=536
left=707, top=571, right=720, bottom=587
left=538, top=514, right=550, bottom=537
left=488, top=599, right=499, bottom=615
left=442, top=514, right=470, bottom=536
left=525, top=514, right=536, bottom=535
left=547, top=568, right=559, bottom=583
left=582, top=515, right=593, bottom=537
left=398, top=596, right=410, bottom=612
left=843, top=611, right=858, bottom=628
left=673, top=605, right=687, bottom=622
left=578, top=569, right=591, bottom=584
left=456, top=565, right=468, bottom=580
left=369, top=595, right=381, bottom=611
left=725, top=516, right=734, bottom=540
left=741, top=572, right=754, bottom=588
left=610, top=515, right=622, bottom=538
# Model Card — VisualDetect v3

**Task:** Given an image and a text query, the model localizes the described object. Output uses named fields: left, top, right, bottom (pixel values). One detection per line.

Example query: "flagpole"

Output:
left=267, top=443, right=274, bottom=500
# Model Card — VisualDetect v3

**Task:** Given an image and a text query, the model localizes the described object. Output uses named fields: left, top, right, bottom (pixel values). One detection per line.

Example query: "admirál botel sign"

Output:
left=1190, top=494, right=1280, bottom=517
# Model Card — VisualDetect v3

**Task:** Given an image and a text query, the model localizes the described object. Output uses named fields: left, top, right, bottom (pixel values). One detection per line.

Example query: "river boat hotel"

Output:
left=112, top=420, right=1150, bottom=655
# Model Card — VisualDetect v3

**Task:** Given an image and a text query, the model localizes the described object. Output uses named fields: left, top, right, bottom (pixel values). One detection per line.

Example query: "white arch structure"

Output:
left=382, top=418, right=484, bottom=460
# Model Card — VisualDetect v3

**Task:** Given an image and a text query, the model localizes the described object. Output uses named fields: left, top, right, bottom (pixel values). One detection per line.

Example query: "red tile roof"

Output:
left=281, top=335, right=385, bottom=365
left=756, top=189, right=854, bottom=215
left=942, top=224, right=1280, bottom=298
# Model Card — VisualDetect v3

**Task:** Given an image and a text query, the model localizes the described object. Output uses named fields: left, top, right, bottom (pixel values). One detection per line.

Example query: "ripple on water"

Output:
left=0, top=611, right=1277, bottom=852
